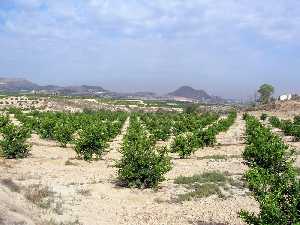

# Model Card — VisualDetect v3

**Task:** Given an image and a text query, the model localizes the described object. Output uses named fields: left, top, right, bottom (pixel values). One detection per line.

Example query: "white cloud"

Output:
left=1, top=0, right=300, bottom=43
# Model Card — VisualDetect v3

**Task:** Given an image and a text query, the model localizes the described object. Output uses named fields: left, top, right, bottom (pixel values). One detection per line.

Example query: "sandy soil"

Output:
left=0, top=114, right=260, bottom=225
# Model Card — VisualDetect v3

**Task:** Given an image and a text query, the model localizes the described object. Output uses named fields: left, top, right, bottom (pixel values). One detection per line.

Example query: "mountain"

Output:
left=168, top=86, right=211, bottom=100
left=57, top=85, right=107, bottom=95
left=0, top=77, right=107, bottom=95
left=167, top=86, right=228, bottom=103
left=0, top=78, right=39, bottom=91
left=0, top=78, right=228, bottom=103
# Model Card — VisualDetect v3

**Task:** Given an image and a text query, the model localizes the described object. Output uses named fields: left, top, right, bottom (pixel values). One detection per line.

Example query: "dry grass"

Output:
left=177, top=183, right=223, bottom=202
left=195, top=222, right=228, bottom=225
left=53, top=200, right=64, bottom=215
left=24, top=184, right=53, bottom=208
left=65, top=159, right=79, bottom=166
left=44, top=219, right=82, bottom=225
left=76, top=188, right=91, bottom=196
left=174, top=171, right=245, bottom=202
left=197, top=155, right=241, bottom=161
left=174, top=171, right=228, bottom=185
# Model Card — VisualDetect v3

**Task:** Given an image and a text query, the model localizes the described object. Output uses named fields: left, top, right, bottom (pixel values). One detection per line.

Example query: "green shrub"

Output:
left=260, top=113, right=268, bottom=121
left=269, top=116, right=300, bottom=141
left=198, top=128, right=217, bottom=147
left=170, top=111, right=236, bottom=158
left=241, top=115, right=300, bottom=225
left=269, top=116, right=281, bottom=128
left=116, top=116, right=171, bottom=188
left=53, top=122, right=74, bottom=147
left=37, top=116, right=57, bottom=139
left=0, top=123, right=31, bottom=159
left=74, top=124, right=108, bottom=161
left=139, top=113, right=173, bottom=141
left=171, top=133, right=195, bottom=159
left=7, top=107, right=22, bottom=115
left=240, top=166, right=300, bottom=225
left=242, top=113, right=249, bottom=120
left=14, top=111, right=39, bottom=132
left=184, top=104, right=198, bottom=114
left=0, top=115, right=10, bottom=128
left=294, top=116, right=300, bottom=125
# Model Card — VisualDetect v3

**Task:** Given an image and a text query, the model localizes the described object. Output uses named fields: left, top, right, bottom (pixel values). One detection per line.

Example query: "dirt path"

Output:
left=104, top=116, right=130, bottom=162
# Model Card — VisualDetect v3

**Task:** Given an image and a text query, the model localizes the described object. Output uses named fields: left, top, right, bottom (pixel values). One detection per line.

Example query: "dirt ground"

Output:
left=3, top=110, right=299, bottom=225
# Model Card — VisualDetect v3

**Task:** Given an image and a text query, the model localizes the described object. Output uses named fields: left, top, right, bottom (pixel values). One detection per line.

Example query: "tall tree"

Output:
left=258, top=84, right=274, bottom=104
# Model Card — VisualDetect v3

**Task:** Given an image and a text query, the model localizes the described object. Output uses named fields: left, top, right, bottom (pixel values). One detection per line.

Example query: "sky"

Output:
left=0, top=0, right=300, bottom=99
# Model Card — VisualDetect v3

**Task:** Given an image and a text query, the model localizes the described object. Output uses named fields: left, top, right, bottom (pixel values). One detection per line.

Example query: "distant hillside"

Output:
left=0, top=78, right=228, bottom=103
left=58, top=85, right=107, bottom=95
left=0, top=77, right=107, bottom=95
left=0, top=78, right=39, bottom=91
left=168, top=86, right=211, bottom=100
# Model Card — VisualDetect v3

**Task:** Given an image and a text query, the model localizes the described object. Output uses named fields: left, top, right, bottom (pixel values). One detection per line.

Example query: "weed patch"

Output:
left=44, top=219, right=82, bottom=225
left=65, top=160, right=79, bottom=166
left=174, top=171, right=244, bottom=202
left=197, top=155, right=241, bottom=161
left=76, top=188, right=91, bottom=196
left=24, top=184, right=53, bottom=208
left=177, top=183, right=223, bottom=202
left=174, top=171, right=227, bottom=185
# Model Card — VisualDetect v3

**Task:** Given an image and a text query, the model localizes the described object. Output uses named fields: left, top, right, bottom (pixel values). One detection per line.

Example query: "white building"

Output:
left=279, top=94, right=292, bottom=101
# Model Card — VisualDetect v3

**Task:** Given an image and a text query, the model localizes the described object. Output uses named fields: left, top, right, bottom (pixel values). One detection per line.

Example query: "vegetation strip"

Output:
left=171, top=111, right=237, bottom=158
left=3, top=108, right=127, bottom=160
left=174, top=171, right=244, bottom=202
left=241, top=114, right=300, bottom=225
left=269, top=115, right=300, bottom=141
left=116, top=114, right=171, bottom=188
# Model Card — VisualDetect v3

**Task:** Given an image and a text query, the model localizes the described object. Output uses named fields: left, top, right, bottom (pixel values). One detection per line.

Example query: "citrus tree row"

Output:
left=0, top=114, right=31, bottom=159
left=269, top=115, right=300, bottom=141
left=241, top=114, right=300, bottom=225
left=139, top=112, right=219, bottom=143
left=171, top=111, right=237, bottom=158
left=116, top=114, right=171, bottom=188
left=5, top=108, right=128, bottom=160
left=115, top=111, right=237, bottom=189
left=139, top=112, right=174, bottom=142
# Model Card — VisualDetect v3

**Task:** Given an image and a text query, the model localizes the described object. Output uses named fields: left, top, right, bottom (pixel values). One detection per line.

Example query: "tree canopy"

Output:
left=258, top=84, right=274, bottom=104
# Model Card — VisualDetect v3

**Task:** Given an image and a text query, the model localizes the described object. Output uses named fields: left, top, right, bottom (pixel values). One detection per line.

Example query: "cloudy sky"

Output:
left=0, top=0, right=300, bottom=99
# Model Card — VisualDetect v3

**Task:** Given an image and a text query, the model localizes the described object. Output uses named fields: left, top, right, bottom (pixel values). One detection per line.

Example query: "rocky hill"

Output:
left=168, top=86, right=228, bottom=103
left=168, top=86, right=211, bottom=100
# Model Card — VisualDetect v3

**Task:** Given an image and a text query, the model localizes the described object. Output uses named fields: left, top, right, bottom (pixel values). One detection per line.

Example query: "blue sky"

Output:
left=0, top=0, right=300, bottom=99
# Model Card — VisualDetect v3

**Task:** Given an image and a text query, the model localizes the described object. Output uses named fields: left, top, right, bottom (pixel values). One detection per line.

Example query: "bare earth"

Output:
left=0, top=114, right=264, bottom=225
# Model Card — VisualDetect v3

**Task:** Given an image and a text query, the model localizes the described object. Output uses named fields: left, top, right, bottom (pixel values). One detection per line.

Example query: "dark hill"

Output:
left=168, top=86, right=211, bottom=100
